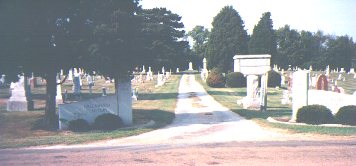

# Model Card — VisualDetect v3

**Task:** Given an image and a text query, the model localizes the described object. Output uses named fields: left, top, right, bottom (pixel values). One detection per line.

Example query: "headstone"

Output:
left=188, top=62, right=193, bottom=70
left=58, top=95, right=118, bottom=130
left=340, top=68, right=345, bottom=73
left=325, top=65, right=330, bottom=76
left=316, top=74, right=328, bottom=91
left=309, top=65, right=313, bottom=71
left=56, top=79, right=63, bottom=104
left=337, top=74, right=343, bottom=80
left=156, top=72, right=164, bottom=87
left=311, top=76, right=317, bottom=87
left=349, top=68, right=355, bottom=74
left=176, top=68, right=180, bottom=73
left=7, top=76, right=28, bottom=111
left=73, top=74, right=81, bottom=96
left=87, top=75, right=94, bottom=95
left=162, top=67, right=165, bottom=75
left=131, top=89, right=137, bottom=100
left=281, top=75, right=286, bottom=85
left=102, top=87, right=107, bottom=96
left=281, top=90, right=291, bottom=105
left=291, top=70, right=309, bottom=122
left=68, top=69, right=73, bottom=81
left=142, top=65, right=146, bottom=73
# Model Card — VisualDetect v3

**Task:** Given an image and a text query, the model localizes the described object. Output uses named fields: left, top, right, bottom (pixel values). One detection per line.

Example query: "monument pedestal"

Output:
left=241, top=97, right=260, bottom=110
left=7, top=76, right=28, bottom=111
left=7, top=100, right=28, bottom=112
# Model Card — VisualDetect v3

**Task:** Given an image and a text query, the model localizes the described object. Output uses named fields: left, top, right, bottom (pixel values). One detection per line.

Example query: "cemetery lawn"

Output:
left=196, top=74, right=356, bottom=136
left=0, top=75, right=181, bottom=149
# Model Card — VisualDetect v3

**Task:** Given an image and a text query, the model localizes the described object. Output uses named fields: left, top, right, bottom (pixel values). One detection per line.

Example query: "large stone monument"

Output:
left=234, top=54, right=271, bottom=110
left=291, top=70, right=309, bottom=122
left=7, top=76, right=28, bottom=111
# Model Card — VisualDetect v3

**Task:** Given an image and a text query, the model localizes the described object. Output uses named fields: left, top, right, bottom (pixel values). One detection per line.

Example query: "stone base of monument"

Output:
left=240, top=97, right=260, bottom=110
left=7, top=100, right=28, bottom=111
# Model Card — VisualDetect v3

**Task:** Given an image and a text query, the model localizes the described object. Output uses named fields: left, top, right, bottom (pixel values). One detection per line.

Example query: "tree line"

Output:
left=189, top=6, right=356, bottom=73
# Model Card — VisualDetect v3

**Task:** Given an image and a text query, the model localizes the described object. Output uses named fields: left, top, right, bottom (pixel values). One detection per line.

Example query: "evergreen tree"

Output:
left=206, top=6, right=248, bottom=73
left=275, top=25, right=302, bottom=68
left=138, top=8, right=189, bottom=71
left=248, top=12, right=277, bottom=64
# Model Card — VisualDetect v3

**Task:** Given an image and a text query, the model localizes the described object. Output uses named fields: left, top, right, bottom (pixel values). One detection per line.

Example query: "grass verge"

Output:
left=196, top=74, right=356, bottom=136
left=0, top=75, right=181, bottom=149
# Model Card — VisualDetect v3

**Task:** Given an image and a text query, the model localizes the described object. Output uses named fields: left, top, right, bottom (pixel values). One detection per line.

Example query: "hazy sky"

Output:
left=140, top=0, right=356, bottom=41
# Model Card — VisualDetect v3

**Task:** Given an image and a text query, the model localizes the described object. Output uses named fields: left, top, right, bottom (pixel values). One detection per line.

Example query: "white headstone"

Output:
left=142, top=65, right=146, bottom=73
left=56, top=79, right=63, bottom=104
left=188, top=62, right=193, bottom=70
left=68, top=69, right=73, bottom=81
left=291, top=70, right=309, bottom=122
left=7, top=76, right=28, bottom=111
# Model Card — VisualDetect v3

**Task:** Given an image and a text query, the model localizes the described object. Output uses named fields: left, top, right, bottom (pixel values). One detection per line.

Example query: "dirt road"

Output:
left=0, top=74, right=355, bottom=165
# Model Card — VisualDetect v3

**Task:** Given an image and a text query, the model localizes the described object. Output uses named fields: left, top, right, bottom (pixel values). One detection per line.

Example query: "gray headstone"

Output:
left=291, top=70, right=309, bottom=122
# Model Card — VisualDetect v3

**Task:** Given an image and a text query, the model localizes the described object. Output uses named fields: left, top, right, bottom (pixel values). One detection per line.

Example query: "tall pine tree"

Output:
left=248, top=12, right=277, bottom=64
left=206, top=6, right=248, bottom=73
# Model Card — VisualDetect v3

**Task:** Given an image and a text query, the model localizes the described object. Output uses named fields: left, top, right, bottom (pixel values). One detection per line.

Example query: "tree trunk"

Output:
left=44, top=70, right=57, bottom=129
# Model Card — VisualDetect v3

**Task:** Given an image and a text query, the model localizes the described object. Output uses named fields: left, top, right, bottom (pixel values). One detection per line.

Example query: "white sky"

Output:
left=140, top=0, right=356, bottom=42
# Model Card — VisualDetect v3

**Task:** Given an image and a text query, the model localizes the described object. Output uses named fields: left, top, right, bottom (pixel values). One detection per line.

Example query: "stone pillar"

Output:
left=291, top=70, right=309, bottom=122
left=56, top=79, right=63, bottom=104
left=246, top=75, right=259, bottom=98
left=241, top=75, right=260, bottom=109
left=117, top=76, right=133, bottom=125
left=7, top=76, right=28, bottom=111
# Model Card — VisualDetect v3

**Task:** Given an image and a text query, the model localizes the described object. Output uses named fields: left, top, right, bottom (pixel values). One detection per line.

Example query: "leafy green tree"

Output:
left=248, top=12, right=277, bottom=63
left=206, top=6, right=248, bottom=73
left=325, top=35, right=355, bottom=70
left=275, top=25, right=302, bottom=68
left=188, top=25, right=210, bottom=67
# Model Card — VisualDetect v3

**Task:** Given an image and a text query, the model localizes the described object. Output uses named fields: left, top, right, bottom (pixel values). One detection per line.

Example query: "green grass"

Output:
left=196, top=74, right=356, bottom=136
left=0, top=74, right=181, bottom=149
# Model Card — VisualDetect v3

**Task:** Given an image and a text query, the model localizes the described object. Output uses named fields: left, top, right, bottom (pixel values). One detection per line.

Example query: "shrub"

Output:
left=225, top=72, right=246, bottom=87
left=335, top=105, right=356, bottom=125
left=68, top=119, right=90, bottom=132
left=93, top=113, right=124, bottom=131
left=296, top=105, right=334, bottom=124
left=206, top=68, right=225, bottom=87
left=267, top=70, right=281, bottom=87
